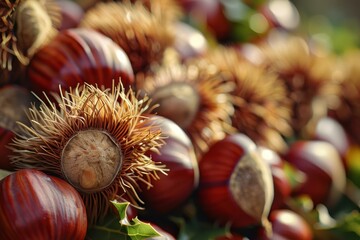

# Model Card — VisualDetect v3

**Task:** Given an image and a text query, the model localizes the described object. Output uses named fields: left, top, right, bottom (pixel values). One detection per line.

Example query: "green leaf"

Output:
left=329, top=211, right=360, bottom=240
left=120, top=217, right=161, bottom=239
left=86, top=200, right=160, bottom=240
left=111, top=200, right=130, bottom=222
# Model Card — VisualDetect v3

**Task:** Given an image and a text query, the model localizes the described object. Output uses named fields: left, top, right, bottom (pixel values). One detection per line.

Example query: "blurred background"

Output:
left=175, top=0, right=360, bottom=54
left=292, top=0, right=360, bottom=53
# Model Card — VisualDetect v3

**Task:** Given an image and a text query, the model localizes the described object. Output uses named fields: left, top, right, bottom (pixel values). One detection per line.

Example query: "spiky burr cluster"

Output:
left=137, top=59, right=235, bottom=157
left=0, top=0, right=60, bottom=69
left=79, top=1, right=174, bottom=74
left=10, top=83, right=167, bottom=223
left=329, top=50, right=360, bottom=144
left=258, top=36, right=340, bottom=135
left=201, top=47, right=292, bottom=153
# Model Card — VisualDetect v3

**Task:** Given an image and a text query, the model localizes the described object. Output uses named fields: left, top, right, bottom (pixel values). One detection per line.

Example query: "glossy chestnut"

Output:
left=198, top=133, right=274, bottom=228
left=306, top=116, right=350, bottom=169
left=284, top=140, right=346, bottom=207
left=0, top=169, right=87, bottom=240
left=139, top=115, right=199, bottom=213
left=26, top=28, right=134, bottom=101
left=257, top=209, right=313, bottom=240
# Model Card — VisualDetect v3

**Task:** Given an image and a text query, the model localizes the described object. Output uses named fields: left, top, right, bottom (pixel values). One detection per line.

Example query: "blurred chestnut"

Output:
left=172, top=21, right=208, bottom=61
left=257, top=209, right=313, bottom=240
left=0, top=169, right=87, bottom=240
left=305, top=116, right=350, bottom=169
left=56, top=0, right=84, bottom=31
left=26, top=28, right=134, bottom=101
left=139, top=115, right=199, bottom=214
left=284, top=140, right=346, bottom=207
left=0, top=85, right=36, bottom=170
left=260, top=0, right=300, bottom=32
left=198, top=133, right=274, bottom=228
left=177, top=0, right=231, bottom=41
left=257, top=146, right=292, bottom=210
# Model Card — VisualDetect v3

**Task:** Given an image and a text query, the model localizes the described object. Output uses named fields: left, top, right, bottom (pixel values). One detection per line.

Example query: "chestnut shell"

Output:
left=0, top=169, right=87, bottom=240
left=198, top=134, right=273, bottom=228
left=26, top=28, right=134, bottom=100
left=139, top=115, right=199, bottom=213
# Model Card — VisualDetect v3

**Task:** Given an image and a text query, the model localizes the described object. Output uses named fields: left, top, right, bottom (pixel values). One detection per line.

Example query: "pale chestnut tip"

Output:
left=61, top=129, right=123, bottom=193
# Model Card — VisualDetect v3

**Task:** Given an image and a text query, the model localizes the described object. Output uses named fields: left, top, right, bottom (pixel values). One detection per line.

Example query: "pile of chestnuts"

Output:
left=1, top=0, right=360, bottom=239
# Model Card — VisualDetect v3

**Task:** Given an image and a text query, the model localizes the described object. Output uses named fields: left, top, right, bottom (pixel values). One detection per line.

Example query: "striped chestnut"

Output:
left=284, top=140, right=346, bottom=207
left=0, top=169, right=87, bottom=240
left=198, top=133, right=274, bottom=229
left=139, top=115, right=199, bottom=214
left=26, top=28, right=134, bottom=101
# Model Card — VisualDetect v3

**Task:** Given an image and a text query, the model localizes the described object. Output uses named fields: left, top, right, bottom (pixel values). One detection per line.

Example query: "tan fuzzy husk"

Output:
left=0, top=0, right=60, bottom=70
left=138, top=60, right=235, bottom=157
left=330, top=50, right=360, bottom=144
left=204, top=47, right=292, bottom=154
left=10, top=82, right=167, bottom=224
left=80, top=1, right=174, bottom=74
left=258, top=36, right=340, bottom=134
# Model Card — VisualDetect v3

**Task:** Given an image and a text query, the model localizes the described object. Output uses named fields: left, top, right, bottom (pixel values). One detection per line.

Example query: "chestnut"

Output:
left=257, top=209, right=313, bottom=240
left=171, top=21, right=208, bottom=61
left=284, top=140, right=346, bottom=207
left=0, top=169, right=87, bottom=240
left=256, top=146, right=292, bottom=210
left=198, top=133, right=274, bottom=228
left=178, top=0, right=231, bottom=41
left=55, top=0, right=84, bottom=31
left=139, top=115, right=199, bottom=214
left=26, top=28, right=134, bottom=101
left=305, top=116, right=350, bottom=169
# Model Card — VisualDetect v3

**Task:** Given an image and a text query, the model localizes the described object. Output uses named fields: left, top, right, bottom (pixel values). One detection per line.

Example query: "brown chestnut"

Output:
left=198, top=133, right=274, bottom=228
left=257, top=209, right=313, bottom=240
left=305, top=116, right=350, bottom=169
left=26, top=28, right=134, bottom=101
left=284, top=140, right=346, bottom=207
left=139, top=115, right=199, bottom=213
left=0, top=169, right=87, bottom=240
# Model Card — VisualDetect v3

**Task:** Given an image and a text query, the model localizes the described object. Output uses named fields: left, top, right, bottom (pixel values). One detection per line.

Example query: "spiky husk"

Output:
left=10, top=82, right=166, bottom=224
left=0, top=0, right=60, bottom=70
left=121, top=0, right=183, bottom=23
left=258, top=36, right=340, bottom=134
left=203, top=47, right=292, bottom=154
left=329, top=50, right=360, bottom=144
left=138, top=60, right=235, bottom=157
left=80, top=2, right=174, bottom=74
